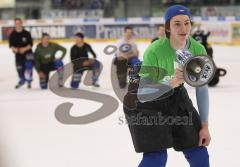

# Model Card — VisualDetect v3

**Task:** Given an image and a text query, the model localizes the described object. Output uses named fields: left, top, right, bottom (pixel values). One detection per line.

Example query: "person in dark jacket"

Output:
left=70, top=32, right=101, bottom=88
left=9, top=18, right=34, bottom=89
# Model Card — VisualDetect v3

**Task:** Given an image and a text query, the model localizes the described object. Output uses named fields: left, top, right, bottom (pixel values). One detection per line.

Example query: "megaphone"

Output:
left=176, top=49, right=216, bottom=87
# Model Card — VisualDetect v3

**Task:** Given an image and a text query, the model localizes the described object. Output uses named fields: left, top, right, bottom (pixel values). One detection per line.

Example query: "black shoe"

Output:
left=27, top=83, right=31, bottom=89
left=15, top=82, right=25, bottom=89
left=92, top=82, right=100, bottom=87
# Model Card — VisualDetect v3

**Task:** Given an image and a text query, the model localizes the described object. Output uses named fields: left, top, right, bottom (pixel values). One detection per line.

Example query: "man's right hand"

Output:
left=170, top=67, right=185, bottom=88
left=11, top=47, right=19, bottom=54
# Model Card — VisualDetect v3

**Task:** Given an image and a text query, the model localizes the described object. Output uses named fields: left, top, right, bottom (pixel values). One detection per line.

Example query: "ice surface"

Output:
left=0, top=42, right=239, bottom=167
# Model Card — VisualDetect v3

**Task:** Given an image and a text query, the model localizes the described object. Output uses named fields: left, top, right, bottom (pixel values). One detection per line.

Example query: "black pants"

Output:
left=123, top=85, right=202, bottom=153
left=15, top=54, right=26, bottom=83
left=39, top=62, right=56, bottom=83
left=15, top=52, right=34, bottom=84
left=114, top=58, right=128, bottom=88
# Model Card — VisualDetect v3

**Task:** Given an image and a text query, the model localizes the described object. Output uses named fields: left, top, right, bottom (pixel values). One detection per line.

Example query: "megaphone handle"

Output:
left=218, top=68, right=227, bottom=76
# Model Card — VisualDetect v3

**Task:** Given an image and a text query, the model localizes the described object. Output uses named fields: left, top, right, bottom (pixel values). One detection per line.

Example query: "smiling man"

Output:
left=124, top=5, right=211, bottom=167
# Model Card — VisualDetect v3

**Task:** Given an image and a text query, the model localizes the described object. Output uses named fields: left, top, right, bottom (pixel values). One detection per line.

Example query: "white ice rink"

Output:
left=0, top=42, right=239, bottom=167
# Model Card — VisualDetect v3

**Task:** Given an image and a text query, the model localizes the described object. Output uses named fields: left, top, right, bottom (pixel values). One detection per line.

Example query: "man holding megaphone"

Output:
left=124, top=5, right=214, bottom=167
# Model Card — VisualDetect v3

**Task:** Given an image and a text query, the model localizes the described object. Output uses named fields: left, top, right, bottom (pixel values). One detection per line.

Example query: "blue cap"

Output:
left=164, top=5, right=191, bottom=23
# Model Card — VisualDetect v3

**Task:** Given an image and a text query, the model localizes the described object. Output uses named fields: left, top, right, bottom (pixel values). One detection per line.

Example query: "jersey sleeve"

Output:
left=192, top=38, right=210, bottom=124
left=198, top=44, right=208, bottom=56
left=142, top=49, right=158, bottom=67
left=196, top=85, right=209, bottom=123
left=26, top=31, right=33, bottom=46
left=9, top=32, right=15, bottom=48
left=139, top=47, right=160, bottom=83
left=70, top=46, right=77, bottom=62
left=34, top=45, right=41, bottom=72
left=54, top=43, right=67, bottom=60
left=87, top=43, right=97, bottom=58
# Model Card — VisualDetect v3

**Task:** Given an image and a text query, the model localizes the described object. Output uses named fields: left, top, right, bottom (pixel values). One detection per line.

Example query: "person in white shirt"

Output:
left=114, top=26, right=140, bottom=88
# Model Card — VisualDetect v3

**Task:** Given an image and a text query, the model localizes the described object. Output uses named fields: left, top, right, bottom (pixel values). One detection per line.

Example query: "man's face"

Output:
left=15, top=20, right=23, bottom=30
left=169, top=15, right=191, bottom=42
left=158, top=26, right=165, bottom=38
left=75, top=36, right=84, bottom=44
left=124, top=29, right=134, bottom=40
left=41, top=36, right=49, bottom=46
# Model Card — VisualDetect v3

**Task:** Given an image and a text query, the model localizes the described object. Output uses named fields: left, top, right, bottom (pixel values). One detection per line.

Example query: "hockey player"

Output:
left=70, top=32, right=101, bottom=88
left=34, top=33, right=66, bottom=89
left=9, top=18, right=34, bottom=89
left=124, top=5, right=211, bottom=167
left=114, top=26, right=140, bottom=88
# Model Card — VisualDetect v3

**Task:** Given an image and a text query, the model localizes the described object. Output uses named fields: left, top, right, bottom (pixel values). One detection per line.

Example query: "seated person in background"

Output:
left=34, top=33, right=66, bottom=89
left=70, top=32, right=101, bottom=88
left=114, top=26, right=140, bottom=89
